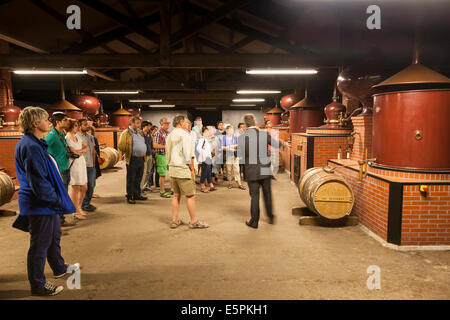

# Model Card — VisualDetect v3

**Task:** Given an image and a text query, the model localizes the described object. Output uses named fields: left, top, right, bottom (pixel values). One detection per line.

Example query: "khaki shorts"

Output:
left=172, top=177, right=196, bottom=196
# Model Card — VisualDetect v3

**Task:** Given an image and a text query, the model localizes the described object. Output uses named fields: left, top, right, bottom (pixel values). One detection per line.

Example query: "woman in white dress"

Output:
left=65, top=119, right=89, bottom=220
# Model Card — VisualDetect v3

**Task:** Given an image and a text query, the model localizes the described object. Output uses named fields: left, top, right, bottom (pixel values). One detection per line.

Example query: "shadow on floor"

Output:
left=0, top=290, right=30, bottom=299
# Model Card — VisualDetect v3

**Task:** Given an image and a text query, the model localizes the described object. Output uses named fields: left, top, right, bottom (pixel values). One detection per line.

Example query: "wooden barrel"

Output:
left=298, top=167, right=354, bottom=219
left=0, top=171, right=15, bottom=207
left=99, top=147, right=120, bottom=169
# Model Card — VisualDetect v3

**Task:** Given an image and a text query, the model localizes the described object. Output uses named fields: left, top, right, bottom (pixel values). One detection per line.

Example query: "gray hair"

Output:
left=172, top=114, right=185, bottom=128
left=244, top=114, right=256, bottom=127
left=18, top=106, right=48, bottom=134
left=160, top=117, right=168, bottom=125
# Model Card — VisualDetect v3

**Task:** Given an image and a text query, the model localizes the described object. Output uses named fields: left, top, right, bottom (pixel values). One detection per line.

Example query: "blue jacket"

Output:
left=15, top=134, right=76, bottom=216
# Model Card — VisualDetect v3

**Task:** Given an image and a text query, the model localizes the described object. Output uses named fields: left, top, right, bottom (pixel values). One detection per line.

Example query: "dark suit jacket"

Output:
left=238, top=127, right=281, bottom=181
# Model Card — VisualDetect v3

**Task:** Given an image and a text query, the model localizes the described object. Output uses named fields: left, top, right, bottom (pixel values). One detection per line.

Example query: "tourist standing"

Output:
left=78, top=118, right=97, bottom=213
left=153, top=117, right=172, bottom=198
left=197, top=127, right=216, bottom=192
left=166, top=115, right=209, bottom=229
left=222, top=125, right=246, bottom=190
left=140, top=121, right=154, bottom=192
left=118, top=116, right=148, bottom=204
left=15, top=106, right=79, bottom=296
left=66, top=119, right=89, bottom=220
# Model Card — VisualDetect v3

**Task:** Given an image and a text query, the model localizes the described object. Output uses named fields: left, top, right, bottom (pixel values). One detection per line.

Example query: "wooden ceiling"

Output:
left=0, top=0, right=449, bottom=110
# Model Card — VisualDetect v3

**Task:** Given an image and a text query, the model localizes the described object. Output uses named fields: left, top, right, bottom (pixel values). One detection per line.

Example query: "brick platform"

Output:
left=0, top=133, right=22, bottom=200
left=329, top=159, right=450, bottom=247
left=95, top=127, right=120, bottom=149
left=290, top=128, right=352, bottom=184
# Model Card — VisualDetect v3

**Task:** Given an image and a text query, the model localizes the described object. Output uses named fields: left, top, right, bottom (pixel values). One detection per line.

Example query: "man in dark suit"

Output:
left=238, top=114, right=283, bottom=229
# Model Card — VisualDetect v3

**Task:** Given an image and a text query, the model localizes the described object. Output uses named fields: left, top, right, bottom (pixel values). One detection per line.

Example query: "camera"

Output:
left=67, top=152, right=80, bottom=159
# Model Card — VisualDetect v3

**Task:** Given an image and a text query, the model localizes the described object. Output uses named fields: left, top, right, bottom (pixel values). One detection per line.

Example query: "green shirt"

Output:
left=45, top=128, right=69, bottom=172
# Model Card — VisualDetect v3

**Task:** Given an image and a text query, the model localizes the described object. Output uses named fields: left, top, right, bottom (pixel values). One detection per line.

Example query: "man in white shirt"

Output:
left=166, top=115, right=209, bottom=229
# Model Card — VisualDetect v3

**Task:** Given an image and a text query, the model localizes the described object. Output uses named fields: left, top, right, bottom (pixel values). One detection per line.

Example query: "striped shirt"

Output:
left=153, top=128, right=169, bottom=155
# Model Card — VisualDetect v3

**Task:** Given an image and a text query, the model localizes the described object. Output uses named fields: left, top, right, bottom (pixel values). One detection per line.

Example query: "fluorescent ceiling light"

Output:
left=93, top=90, right=140, bottom=94
left=246, top=69, right=318, bottom=75
left=236, top=90, right=281, bottom=94
left=148, top=105, right=175, bottom=108
left=13, top=69, right=88, bottom=75
left=129, top=99, right=162, bottom=103
left=232, top=98, right=265, bottom=102
left=230, top=104, right=257, bottom=107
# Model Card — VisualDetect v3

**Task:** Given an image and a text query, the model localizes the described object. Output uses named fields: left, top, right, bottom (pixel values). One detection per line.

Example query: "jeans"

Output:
left=82, top=167, right=96, bottom=209
left=126, top=156, right=145, bottom=198
left=200, top=162, right=212, bottom=184
left=60, top=169, right=71, bottom=224
left=27, top=214, right=66, bottom=291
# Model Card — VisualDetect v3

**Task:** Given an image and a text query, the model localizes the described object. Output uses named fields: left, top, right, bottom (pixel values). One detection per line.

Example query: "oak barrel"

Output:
left=99, top=147, right=120, bottom=169
left=0, top=171, right=15, bottom=206
left=298, top=167, right=354, bottom=219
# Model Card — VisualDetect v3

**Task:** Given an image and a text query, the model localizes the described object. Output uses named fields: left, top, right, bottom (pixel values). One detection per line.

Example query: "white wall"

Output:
left=222, top=110, right=265, bottom=128
left=141, top=110, right=188, bottom=131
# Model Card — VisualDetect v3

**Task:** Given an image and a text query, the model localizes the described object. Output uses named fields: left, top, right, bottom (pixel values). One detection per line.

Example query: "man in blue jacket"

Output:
left=15, top=106, right=80, bottom=296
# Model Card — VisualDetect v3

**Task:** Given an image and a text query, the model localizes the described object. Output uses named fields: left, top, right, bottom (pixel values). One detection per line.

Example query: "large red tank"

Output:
left=265, top=105, right=283, bottom=125
left=289, top=90, right=323, bottom=134
left=280, top=93, right=301, bottom=111
left=111, top=106, right=132, bottom=130
left=372, top=63, right=450, bottom=170
left=70, top=95, right=101, bottom=117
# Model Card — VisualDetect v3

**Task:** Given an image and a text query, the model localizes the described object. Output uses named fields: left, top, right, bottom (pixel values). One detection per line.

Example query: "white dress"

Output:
left=66, top=134, right=88, bottom=186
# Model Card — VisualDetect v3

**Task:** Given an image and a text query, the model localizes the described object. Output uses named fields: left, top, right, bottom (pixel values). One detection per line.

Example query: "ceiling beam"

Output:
left=0, top=53, right=341, bottom=68
left=77, top=0, right=160, bottom=45
left=10, top=78, right=324, bottom=91
left=0, top=33, right=116, bottom=81
left=170, top=0, right=255, bottom=48
left=64, top=11, right=160, bottom=53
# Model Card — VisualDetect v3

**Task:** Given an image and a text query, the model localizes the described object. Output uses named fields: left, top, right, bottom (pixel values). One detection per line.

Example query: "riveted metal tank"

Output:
left=289, top=89, right=323, bottom=134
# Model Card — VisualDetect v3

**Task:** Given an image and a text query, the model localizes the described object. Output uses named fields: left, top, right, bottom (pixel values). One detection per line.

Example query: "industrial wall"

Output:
left=222, top=110, right=265, bottom=129
left=141, top=110, right=188, bottom=130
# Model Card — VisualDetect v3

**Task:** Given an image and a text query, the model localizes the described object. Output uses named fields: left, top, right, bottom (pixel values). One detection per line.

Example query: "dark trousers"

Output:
left=247, top=178, right=273, bottom=225
left=200, top=162, right=212, bottom=184
left=149, top=160, right=159, bottom=187
left=60, top=169, right=71, bottom=224
left=126, top=156, right=145, bottom=198
left=82, top=167, right=96, bottom=209
left=27, top=214, right=66, bottom=290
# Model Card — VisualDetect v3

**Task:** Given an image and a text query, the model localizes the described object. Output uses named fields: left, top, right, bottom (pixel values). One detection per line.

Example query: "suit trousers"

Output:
left=247, top=178, right=273, bottom=225
left=126, top=156, right=145, bottom=198
left=27, top=214, right=66, bottom=290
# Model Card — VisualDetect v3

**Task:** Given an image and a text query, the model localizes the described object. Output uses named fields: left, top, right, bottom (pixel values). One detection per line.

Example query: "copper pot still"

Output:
left=371, top=62, right=450, bottom=171
left=0, top=80, right=21, bottom=130
left=94, top=103, right=110, bottom=127
left=321, top=86, right=347, bottom=128
left=336, top=52, right=392, bottom=116
left=280, top=93, right=301, bottom=125
left=70, top=95, right=101, bottom=117
left=265, top=105, right=283, bottom=126
left=111, top=103, right=132, bottom=130
left=289, top=89, right=323, bottom=135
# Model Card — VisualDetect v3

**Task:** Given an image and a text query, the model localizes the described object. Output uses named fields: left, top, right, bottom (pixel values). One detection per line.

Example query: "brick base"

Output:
left=329, top=159, right=450, bottom=247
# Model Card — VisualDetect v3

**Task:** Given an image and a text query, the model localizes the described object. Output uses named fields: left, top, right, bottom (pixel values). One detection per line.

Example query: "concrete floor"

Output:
left=0, top=162, right=449, bottom=300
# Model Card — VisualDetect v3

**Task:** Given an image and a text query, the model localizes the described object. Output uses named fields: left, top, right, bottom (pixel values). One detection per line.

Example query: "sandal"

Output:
left=201, top=189, right=210, bottom=193
left=228, top=185, right=233, bottom=189
left=238, top=185, right=247, bottom=190
left=74, top=214, right=87, bottom=220
left=170, top=220, right=184, bottom=229
left=209, top=187, right=217, bottom=192
left=189, top=221, right=209, bottom=229
left=160, top=192, right=172, bottom=198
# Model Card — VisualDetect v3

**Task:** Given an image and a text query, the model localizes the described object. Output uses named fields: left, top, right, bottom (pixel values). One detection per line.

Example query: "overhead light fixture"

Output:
left=13, top=69, right=88, bottom=75
left=148, top=104, right=175, bottom=108
left=246, top=69, right=318, bottom=75
left=129, top=99, right=162, bottom=103
left=93, top=90, right=140, bottom=94
left=232, top=98, right=265, bottom=102
left=230, top=104, right=257, bottom=107
left=236, top=90, right=281, bottom=94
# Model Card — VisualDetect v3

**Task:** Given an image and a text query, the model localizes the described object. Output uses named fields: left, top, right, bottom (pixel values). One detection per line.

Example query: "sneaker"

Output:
left=82, top=204, right=96, bottom=212
left=54, top=263, right=81, bottom=278
left=31, top=282, right=64, bottom=296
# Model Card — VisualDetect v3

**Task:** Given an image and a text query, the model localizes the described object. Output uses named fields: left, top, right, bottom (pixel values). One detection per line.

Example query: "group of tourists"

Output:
left=13, top=106, right=283, bottom=296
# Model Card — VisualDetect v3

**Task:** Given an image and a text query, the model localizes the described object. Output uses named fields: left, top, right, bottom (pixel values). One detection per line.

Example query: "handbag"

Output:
left=12, top=215, right=29, bottom=232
